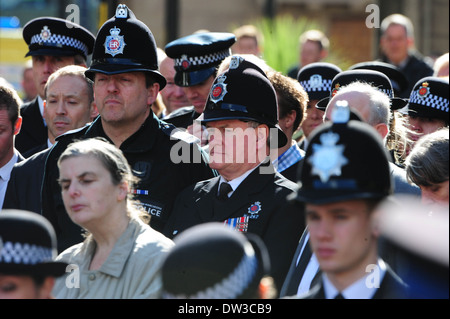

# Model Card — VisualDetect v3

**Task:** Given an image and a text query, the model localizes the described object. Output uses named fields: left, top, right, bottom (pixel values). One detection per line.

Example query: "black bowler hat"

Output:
left=0, top=210, right=68, bottom=277
left=198, top=55, right=288, bottom=148
left=297, top=62, right=342, bottom=101
left=349, top=61, right=409, bottom=97
left=165, top=32, right=236, bottom=87
left=316, top=69, right=407, bottom=111
left=85, top=4, right=166, bottom=89
left=23, top=17, right=95, bottom=60
left=407, top=76, right=449, bottom=125
left=161, top=222, right=270, bottom=299
left=294, top=103, right=392, bottom=204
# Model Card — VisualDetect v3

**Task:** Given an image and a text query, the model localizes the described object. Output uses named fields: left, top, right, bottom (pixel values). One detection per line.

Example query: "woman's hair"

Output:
left=57, top=137, right=150, bottom=224
left=405, top=128, right=449, bottom=186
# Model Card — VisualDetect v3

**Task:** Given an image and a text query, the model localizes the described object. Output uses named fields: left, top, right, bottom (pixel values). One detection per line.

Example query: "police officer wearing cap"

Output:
left=282, top=103, right=409, bottom=299
left=162, top=32, right=236, bottom=129
left=40, top=5, right=215, bottom=252
left=15, top=17, right=95, bottom=156
left=406, top=76, right=449, bottom=148
left=163, top=56, right=303, bottom=294
left=296, top=62, right=342, bottom=151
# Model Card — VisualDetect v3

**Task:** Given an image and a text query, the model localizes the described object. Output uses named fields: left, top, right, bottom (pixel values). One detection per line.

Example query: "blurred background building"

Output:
left=1, top=0, right=448, bottom=97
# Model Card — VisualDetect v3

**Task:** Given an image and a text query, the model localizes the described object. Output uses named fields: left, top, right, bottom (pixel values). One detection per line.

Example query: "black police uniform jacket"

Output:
left=163, top=159, right=304, bottom=292
left=15, top=97, right=47, bottom=156
left=41, top=113, right=215, bottom=252
left=162, top=105, right=200, bottom=129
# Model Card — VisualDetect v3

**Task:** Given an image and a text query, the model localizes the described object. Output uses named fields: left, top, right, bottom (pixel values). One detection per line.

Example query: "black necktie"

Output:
left=285, top=237, right=313, bottom=296
left=334, top=293, right=345, bottom=299
left=218, top=182, right=232, bottom=200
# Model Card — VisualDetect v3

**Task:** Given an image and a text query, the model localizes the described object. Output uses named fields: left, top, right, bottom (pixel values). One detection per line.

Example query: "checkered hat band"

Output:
left=30, top=33, right=89, bottom=57
left=299, top=79, right=332, bottom=92
left=162, top=247, right=258, bottom=299
left=175, top=49, right=230, bottom=68
left=410, top=89, right=449, bottom=113
left=378, top=88, right=393, bottom=99
left=0, top=241, right=53, bottom=265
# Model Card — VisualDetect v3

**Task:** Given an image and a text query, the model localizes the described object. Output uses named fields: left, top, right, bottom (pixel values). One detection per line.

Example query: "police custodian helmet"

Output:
left=295, top=102, right=393, bottom=204
left=198, top=55, right=288, bottom=148
left=85, top=4, right=166, bottom=90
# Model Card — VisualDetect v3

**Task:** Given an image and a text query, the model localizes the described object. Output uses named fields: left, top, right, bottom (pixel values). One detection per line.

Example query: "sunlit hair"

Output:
left=57, top=137, right=150, bottom=224
left=405, top=127, right=449, bottom=186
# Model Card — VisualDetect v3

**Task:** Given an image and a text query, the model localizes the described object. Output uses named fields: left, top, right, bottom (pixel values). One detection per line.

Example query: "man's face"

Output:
left=232, top=37, right=260, bottom=56
left=301, top=100, right=324, bottom=138
left=159, top=57, right=189, bottom=114
left=44, top=75, right=95, bottom=143
left=31, top=55, right=75, bottom=98
left=94, top=72, right=158, bottom=126
left=301, top=40, right=323, bottom=66
left=380, top=24, right=411, bottom=65
left=306, top=199, right=378, bottom=276
left=0, top=108, right=20, bottom=167
left=183, top=75, right=215, bottom=114
left=22, top=68, right=38, bottom=100
left=206, top=119, right=267, bottom=178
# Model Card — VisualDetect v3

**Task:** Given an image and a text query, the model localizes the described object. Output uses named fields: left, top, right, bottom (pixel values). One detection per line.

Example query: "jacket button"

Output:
left=89, top=274, right=96, bottom=281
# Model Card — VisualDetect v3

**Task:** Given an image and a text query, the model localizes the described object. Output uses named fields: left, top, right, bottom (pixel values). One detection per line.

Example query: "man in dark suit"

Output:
left=282, top=102, right=409, bottom=299
left=15, top=17, right=95, bottom=156
left=163, top=56, right=304, bottom=293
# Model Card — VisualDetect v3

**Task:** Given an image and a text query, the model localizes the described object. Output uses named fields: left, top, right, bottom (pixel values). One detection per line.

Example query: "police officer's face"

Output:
left=93, top=72, right=158, bottom=125
left=407, top=115, right=446, bottom=143
left=0, top=275, right=55, bottom=299
left=159, top=58, right=189, bottom=113
left=183, top=76, right=215, bottom=114
left=301, top=100, right=324, bottom=138
left=32, top=55, right=76, bottom=98
left=44, top=75, right=96, bottom=144
left=306, top=200, right=378, bottom=278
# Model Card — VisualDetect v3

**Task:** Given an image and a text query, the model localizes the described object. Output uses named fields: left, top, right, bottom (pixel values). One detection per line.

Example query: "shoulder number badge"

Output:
left=308, top=131, right=348, bottom=183
left=104, top=26, right=126, bottom=57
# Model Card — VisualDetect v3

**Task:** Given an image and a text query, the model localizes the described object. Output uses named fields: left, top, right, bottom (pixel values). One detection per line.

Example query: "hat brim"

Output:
left=391, top=97, right=408, bottom=111
left=174, top=67, right=216, bottom=87
left=291, top=188, right=387, bottom=205
left=197, top=111, right=288, bottom=148
left=25, top=47, right=85, bottom=59
left=0, top=261, right=68, bottom=278
left=315, top=97, right=329, bottom=111
left=85, top=63, right=166, bottom=90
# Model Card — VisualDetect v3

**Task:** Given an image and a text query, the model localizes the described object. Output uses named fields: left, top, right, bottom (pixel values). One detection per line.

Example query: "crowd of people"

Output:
left=0, top=4, right=448, bottom=300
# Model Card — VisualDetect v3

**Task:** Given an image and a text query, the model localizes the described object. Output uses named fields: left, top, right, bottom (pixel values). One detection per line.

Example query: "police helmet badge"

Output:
left=309, top=74, right=323, bottom=89
left=418, top=82, right=430, bottom=98
left=40, top=26, right=51, bottom=41
left=180, top=55, right=190, bottom=70
left=331, top=83, right=341, bottom=97
left=104, top=26, right=126, bottom=57
left=210, top=74, right=227, bottom=103
left=229, top=55, right=244, bottom=69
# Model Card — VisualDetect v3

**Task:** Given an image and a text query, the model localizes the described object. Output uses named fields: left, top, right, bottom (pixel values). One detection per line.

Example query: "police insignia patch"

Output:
left=40, top=26, right=51, bottom=41
left=309, top=74, right=323, bottom=89
left=308, top=131, right=348, bottom=183
left=247, top=201, right=261, bottom=218
left=418, top=82, right=430, bottom=98
left=210, top=74, right=227, bottom=103
left=104, top=26, right=126, bottom=57
left=229, top=56, right=244, bottom=69
left=331, top=83, right=341, bottom=97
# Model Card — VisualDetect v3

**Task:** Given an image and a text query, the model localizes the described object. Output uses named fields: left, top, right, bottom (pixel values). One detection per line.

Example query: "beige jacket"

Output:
left=52, top=217, right=174, bottom=299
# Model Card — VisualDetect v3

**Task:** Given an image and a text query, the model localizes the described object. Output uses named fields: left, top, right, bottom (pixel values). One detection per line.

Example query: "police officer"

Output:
left=282, top=103, right=409, bottom=299
left=16, top=17, right=95, bottom=156
left=40, top=5, right=215, bottom=252
left=296, top=62, right=342, bottom=150
left=163, top=56, right=304, bottom=293
left=162, top=32, right=236, bottom=129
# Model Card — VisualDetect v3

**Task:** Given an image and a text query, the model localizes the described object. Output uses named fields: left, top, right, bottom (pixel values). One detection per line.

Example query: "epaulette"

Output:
left=160, top=122, right=200, bottom=144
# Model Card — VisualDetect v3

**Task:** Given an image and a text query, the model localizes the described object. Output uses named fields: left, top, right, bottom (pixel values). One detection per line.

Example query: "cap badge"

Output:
left=180, top=55, right=190, bottom=70
left=210, top=74, right=227, bottom=103
left=418, top=82, right=430, bottom=98
left=40, top=26, right=51, bottom=41
left=104, top=26, right=126, bottom=57
left=247, top=201, right=262, bottom=219
left=331, top=83, right=341, bottom=97
left=229, top=56, right=244, bottom=69
left=309, top=74, right=323, bottom=89
left=308, top=131, right=348, bottom=183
